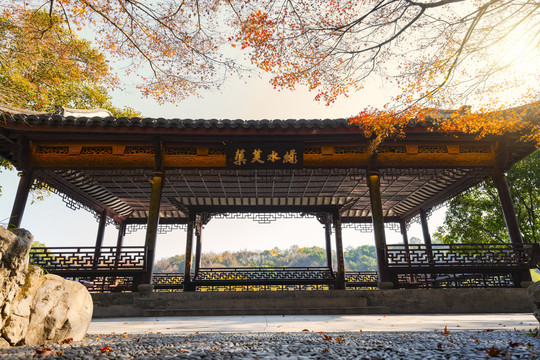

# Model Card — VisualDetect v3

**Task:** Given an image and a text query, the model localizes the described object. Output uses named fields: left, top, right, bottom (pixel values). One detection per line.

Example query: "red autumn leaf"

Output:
left=508, top=341, right=523, bottom=347
left=483, top=329, right=494, bottom=332
left=58, top=338, right=73, bottom=344
left=35, top=347, right=52, bottom=354
left=485, top=346, right=504, bottom=357
left=99, top=345, right=111, bottom=353
left=444, top=326, right=450, bottom=335
left=359, top=329, right=363, bottom=333
left=179, top=349, right=189, bottom=353
left=302, top=329, right=309, bottom=332
left=335, top=337, right=344, bottom=342
left=322, top=349, right=330, bottom=353
left=323, top=334, right=332, bottom=341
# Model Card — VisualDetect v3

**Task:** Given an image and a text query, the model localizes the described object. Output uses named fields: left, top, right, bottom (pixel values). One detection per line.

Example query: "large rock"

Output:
left=0, top=227, right=93, bottom=346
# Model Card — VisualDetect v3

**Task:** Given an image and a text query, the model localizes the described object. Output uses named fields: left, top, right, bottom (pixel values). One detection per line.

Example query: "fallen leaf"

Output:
left=335, top=337, right=344, bottom=342
left=485, top=346, right=503, bottom=357
left=359, top=329, right=363, bottom=333
left=58, top=337, right=73, bottom=344
left=99, top=345, right=111, bottom=353
left=194, top=332, right=199, bottom=334
left=302, top=329, right=309, bottom=332
left=483, top=329, right=494, bottom=332
left=122, top=332, right=129, bottom=338
left=124, top=322, right=128, bottom=324
left=444, top=326, right=450, bottom=335
left=322, top=348, right=330, bottom=353
left=508, top=341, right=523, bottom=347
left=134, top=338, right=140, bottom=342
left=179, top=349, right=189, bottom=353
left=323, top=334, right=332, bottom=341
left=437, top=343, right=442, bottom=349
left=35, top=347, right=52, bottom=354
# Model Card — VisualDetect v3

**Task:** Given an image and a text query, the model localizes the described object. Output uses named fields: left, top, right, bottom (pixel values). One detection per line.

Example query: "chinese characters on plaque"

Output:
left=226, top=143, right=303, bottom=169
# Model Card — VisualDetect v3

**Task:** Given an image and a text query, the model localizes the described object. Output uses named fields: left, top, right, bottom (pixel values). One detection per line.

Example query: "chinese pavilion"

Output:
left=1, top=103, right=539, bottom=293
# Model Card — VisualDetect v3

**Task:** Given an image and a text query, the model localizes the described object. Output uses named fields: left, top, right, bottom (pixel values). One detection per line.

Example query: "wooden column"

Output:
left=367, top=170, right=393, bottom=288
left=399, top=219, right=409, bottom=246
left=92, top=210, right=108, bottom=270
left=193, top=215, right=203, bottom=278
left=492, top=166, right=523, bottom=246
left=183, top=214, right=196, bottom=291
left=8, top=169, right=34, bottom=230
left=492, top=165, right=532, bottom=285
left=139, top=170, right=164, bottom=289
left=333, top=212, right=346, bottom=289
left=114, top=222, right=126, bottom=269
left=419, top=209, right=433, bottom=247
left=324, top=214, right=333, bottom=270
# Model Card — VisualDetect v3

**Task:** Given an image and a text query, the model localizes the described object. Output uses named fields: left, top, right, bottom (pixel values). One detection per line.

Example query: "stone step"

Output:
left=134, top=297, right=369, bottom=310
left=142, top=306, right=390, bottom=317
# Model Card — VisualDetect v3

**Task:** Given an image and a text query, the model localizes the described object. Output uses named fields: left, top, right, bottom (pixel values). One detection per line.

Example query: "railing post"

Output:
left=367, top=170, right=393, bottom=289
left=184, top=214, right=196, bottom=291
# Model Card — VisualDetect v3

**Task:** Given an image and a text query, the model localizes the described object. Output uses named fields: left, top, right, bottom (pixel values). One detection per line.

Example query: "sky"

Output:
left=0, top=72, right=446, bottom=261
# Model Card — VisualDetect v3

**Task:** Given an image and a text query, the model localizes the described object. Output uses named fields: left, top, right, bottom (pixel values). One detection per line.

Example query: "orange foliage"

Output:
left=349, top=103, right=540, bottom=147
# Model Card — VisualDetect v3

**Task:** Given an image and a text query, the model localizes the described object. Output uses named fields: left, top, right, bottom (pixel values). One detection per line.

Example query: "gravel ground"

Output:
left=1, top=330, right=539, bottom=359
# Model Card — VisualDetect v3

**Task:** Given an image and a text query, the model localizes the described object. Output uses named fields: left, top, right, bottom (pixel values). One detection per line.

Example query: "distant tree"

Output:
left=152, top=245, right=378, bottom=272
left=434, top=150, right=540, bottom=244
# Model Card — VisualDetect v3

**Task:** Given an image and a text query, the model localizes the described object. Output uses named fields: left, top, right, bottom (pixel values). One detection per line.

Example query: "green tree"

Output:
left=434, top=150, right=540, bottom=244
left=0, top=9, right=137, bottom=116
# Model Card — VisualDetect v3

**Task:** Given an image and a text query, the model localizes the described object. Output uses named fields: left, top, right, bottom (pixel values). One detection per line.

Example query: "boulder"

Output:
left=528, top=281, right=540, bottom=326
left=0, top=227, right=93, bottom=346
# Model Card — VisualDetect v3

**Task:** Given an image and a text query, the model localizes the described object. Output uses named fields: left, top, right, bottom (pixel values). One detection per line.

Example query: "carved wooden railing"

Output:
left=192, top=266, right=336, bottom=286
left=385, top=243, right=538, bottom=288
left=29, top=246, right=147, bottom=292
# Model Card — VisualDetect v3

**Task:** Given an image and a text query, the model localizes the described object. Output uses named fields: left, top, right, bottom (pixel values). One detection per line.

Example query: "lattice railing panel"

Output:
left=386, top=244, right=534, bottom=268
left=30, top=246, right=147, bottom=272
left=395, top=272, right=516, bottom=288
left=194, top=267, right=335, bottom=281
left=152, top=273, right=184, bottom=291
left=197, top=284, right=330, bottom=291
left=66, top=276, right=137, bottom=292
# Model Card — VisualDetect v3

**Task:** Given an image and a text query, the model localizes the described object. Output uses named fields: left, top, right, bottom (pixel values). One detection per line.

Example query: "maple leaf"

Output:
left=335, top=337, right=344, bottom=343
left=99, top=345, right=111, bottom=353
left=484, top=346, right=504, bottom=357
left=444, top=326, right=450, bottom=335
left=323, top=334, right=332, bottom=341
